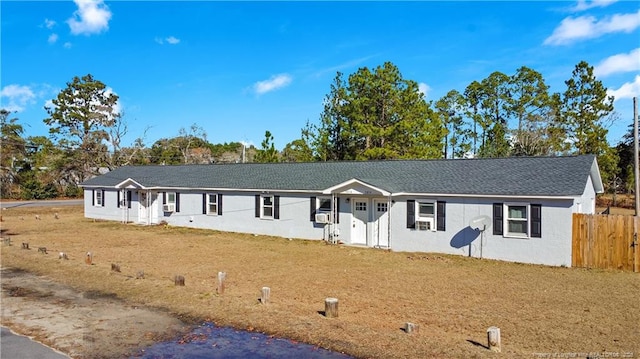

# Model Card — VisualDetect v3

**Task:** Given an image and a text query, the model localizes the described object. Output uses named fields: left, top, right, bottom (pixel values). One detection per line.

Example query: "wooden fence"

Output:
left=572, top=213, right=639, bottom=272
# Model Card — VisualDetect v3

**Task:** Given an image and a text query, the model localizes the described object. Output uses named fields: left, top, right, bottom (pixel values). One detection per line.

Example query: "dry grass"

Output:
left=1, top=206, right=639, bottom=358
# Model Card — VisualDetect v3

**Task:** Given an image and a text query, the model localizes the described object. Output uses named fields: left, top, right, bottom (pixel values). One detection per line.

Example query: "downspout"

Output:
left=387, top=195, right=392, bottom=249
left=121, top=189, right=125, bottom=224
left=145, top=190, right=151, bottom=226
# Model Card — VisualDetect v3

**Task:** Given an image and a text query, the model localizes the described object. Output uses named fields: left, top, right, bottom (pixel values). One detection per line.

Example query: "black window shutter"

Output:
left=531, top=204, right=542, bottom=238
left=217, top=194, right=223, bottom=216
left=163, top=192, right=167, bottom=205
left=117, top=191, right=121, bottom=208
left=310, top=196, right=316, bottom=221
left=175, top=193, right=180, bottom=212
left=92, top=190, right=95, bottom=206
left=335, top=197, right=340, bottom=224
left=255, top=195, right=260, bottom=218
left=202, top=194, right=207, bottom=214
left=127, top=191, right=132, bottom=208
left=407, top=200, right=415, bottom=229
left=493, top=203, right=503, bottom=235
left=274, top=195, right=280, bottom=219
left=437, top=201, right=446, bottom=231
left=101, top=190, right=105, bottom=207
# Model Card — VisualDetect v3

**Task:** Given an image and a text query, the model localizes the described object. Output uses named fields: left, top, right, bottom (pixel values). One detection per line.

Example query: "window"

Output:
left=377, top=202, right=388, bottom=212
left=407, top=200, right=446, bottom=231
left=506, top=204, right=528, bottom=236
left=494, top=203, right=542, bottom=238
left=262, top=195, right=274, bottom=218
left=163, top=192, right=177, bottom=212
left=207, top=194, right=218, bottom=215
left=95, top=190, right=103, bottom=207
left=310, top=196, right=339, bottom=223
left=418, top=202, right=434, bottom=218
left=256, top=194, right=279, bottom=219
left=416, top=201, right=435, bottom=231
left=318, top=197, right=332, bottom=212
left=355, top=201, right=367, bottom=211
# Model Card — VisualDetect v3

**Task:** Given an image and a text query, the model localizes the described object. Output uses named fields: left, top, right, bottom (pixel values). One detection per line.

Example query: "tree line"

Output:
left=0, top=61, right=629, bottom=200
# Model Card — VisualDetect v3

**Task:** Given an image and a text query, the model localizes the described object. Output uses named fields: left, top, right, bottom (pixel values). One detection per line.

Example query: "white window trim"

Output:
left=166, top=192, right=177, bottom=206
left=416, top=200, right=436, bottom=232
left=207, top=193, right=218, bottom=216
left=261, top=195, right=274, bottom=219
left=95, top=190, right=103, bottom=207
left=504, top=202, right=530, bottom=238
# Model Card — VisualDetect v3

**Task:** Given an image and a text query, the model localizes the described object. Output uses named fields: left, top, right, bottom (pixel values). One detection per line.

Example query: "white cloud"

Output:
left=48, top=33, right=59, bottom=44
left=64, top=42, right=72, bottom=49
left=253, top=74, right=292, bottom=95
left=594, top=48, right=640, bottom=77
left=608, top=75, right=640, bottom=101
left=44, top=18, right=56, bottom=29
left=544, top=10, right=640, bottom=45
left=418, top=82, right=431, bottom=98
left=156, top=36, right=181, bottom=45
left=67, top=0, right=112, bottom=36
left=1, top=85, right=36, bottom=112
left=571, top=0, right=617, bottom=12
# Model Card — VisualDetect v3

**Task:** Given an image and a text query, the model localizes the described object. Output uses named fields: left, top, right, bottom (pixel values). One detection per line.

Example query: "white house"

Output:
left=80, top=155, right=603, bottom=267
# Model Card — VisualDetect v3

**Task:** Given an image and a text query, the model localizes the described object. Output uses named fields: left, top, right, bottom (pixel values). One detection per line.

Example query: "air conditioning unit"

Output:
left=416, top=218, right=435, bottom=231
left=163, top=204, right=175, bottom=213
left=315, top=212, right=332, bottom=224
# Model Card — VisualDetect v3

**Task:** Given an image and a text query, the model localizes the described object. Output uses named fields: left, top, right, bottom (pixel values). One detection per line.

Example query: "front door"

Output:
left=351, top=200, right=368, bottom=245
left=373, top=199, right=389, bottom=247
left=138, top=191, right=148, bottom=224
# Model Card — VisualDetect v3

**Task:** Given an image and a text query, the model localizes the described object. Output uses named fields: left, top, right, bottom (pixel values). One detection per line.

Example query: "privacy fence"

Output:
left=572, top=213, right=639, bottom=272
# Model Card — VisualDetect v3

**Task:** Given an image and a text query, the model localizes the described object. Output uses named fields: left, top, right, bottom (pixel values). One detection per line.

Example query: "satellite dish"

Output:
left=469, top=215, right=492, bottom=231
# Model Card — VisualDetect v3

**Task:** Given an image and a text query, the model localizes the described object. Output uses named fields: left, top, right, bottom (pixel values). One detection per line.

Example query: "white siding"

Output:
left=389, top=196, right=575, bottom=267
left=84, top=190, right=577, bottom=267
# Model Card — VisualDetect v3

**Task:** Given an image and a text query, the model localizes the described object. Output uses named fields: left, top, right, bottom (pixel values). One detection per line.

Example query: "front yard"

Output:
left=1, top=205, right=638, bottom=358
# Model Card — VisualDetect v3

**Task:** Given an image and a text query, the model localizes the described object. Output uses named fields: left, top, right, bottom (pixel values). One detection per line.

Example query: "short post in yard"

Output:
left=260, top=287, right=270, bottom=304
left=404, top=322, right=419, bottom=334
left=85, top=252, right=93, bottom=265
left=324, top=297, right=339, bottom=318
left=216, top=272, right=226, bottom=294
left=487, top=326, right=501, bottom=352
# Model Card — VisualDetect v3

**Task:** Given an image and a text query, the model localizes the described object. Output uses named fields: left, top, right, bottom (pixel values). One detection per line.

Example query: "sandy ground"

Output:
left=0, top=267, right=190, bottom=359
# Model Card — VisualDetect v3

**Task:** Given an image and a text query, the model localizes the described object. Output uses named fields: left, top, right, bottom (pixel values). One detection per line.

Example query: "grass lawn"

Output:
left=1, top=205, right=639, bottom=358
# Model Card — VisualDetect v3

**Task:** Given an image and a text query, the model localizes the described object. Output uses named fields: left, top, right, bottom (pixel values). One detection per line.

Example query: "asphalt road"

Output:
left=0, top=327, right=69, bottom=359
left=0, top=200, right=83, bottom=209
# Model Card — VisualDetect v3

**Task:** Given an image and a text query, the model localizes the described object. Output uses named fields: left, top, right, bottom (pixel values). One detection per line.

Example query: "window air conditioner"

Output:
left=163, top=204, right=175, bottom=213
left=416, top=218, right=435, bottom=231
left=315, top=212, right=332, bottom=224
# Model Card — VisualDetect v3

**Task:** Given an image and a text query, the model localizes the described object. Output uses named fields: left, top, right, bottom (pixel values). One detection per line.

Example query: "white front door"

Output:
left=351, top=200, right=368, bottom=245
left=373, top=199, right=389, bottom=247
left=149, top=192, right=159, bottom=224
left=138, top=191, right=148, bottom=224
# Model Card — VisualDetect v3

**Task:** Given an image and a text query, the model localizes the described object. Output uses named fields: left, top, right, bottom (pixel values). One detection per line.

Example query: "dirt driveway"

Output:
left=1, top=267, right=190, bottom=359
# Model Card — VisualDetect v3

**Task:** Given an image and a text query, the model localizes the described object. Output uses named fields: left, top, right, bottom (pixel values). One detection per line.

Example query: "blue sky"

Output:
left=2, top=0, right=639, bottom=151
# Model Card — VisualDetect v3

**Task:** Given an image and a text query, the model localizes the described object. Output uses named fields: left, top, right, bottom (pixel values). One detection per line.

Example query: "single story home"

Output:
left=80, top=155, right=602, bottom=267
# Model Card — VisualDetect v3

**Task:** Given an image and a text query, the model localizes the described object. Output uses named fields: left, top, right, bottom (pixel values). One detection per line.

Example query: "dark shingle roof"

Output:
left=80, top=155, right=599, bottom=197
